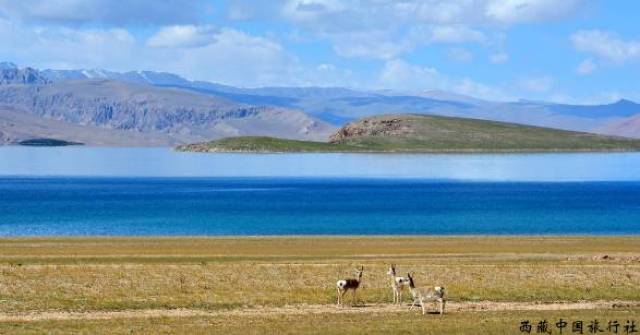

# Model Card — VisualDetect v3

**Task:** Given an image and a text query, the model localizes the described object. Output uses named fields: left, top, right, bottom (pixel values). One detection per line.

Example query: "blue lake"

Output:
left=1, top=147, right=639, bottom=236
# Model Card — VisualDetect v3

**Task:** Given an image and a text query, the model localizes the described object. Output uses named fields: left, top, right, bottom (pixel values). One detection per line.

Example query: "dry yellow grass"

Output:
left=2, top=236, right=638, bottom=261
left=0, top=236, right=639, bottom=334
left=2, top=307, right=639, bottom=334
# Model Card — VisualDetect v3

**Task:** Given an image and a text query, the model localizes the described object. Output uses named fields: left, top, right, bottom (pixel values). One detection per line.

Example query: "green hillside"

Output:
left=177, top=114, right=640, bottom=153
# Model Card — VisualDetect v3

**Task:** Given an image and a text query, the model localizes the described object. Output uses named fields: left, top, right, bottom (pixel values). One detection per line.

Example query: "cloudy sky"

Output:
left=0, top=0, right=639, bottom=103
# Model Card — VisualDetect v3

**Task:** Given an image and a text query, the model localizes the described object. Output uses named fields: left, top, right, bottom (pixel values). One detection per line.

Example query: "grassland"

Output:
left=0, top=236, right=639, bottom=334
left=6, top=309, right=640, bottom=335
left=177, top=136, right=352, bottom=153
left=176, top=114, right=640, bottom=153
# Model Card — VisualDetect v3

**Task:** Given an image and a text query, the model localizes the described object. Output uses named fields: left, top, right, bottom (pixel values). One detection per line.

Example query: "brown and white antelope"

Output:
left=336, top=266, right=363, bottom=306
left=407, top=272, right=446, bottom=315
left=387, top=264, right=410, bottom=304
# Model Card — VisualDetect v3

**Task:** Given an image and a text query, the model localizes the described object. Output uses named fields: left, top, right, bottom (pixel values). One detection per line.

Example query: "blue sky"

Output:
left=1, top=0, right=639, bottom=103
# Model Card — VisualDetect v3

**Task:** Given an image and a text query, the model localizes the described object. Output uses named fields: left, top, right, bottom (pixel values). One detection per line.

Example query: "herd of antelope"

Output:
left=336, top=264, right=446, bottom=315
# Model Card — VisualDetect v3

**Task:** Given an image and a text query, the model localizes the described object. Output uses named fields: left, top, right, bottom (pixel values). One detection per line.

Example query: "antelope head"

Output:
left=387, top=264, right=396, bottom=276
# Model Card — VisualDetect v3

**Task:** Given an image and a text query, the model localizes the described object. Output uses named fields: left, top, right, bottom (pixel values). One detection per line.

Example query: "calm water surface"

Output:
left=2, top=146, right=640, bottom=180
left=1, top=147, right=639, bottom=236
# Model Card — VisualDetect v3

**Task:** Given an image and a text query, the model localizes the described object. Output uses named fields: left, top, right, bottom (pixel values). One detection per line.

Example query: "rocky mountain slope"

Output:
left=0, top=62, right=50, bottom=85
left=596, top=114, right=640, bottom=138
left=0, top=64, right=333, bottom=146
left=41, top=65, right=640, bottom=138
left=0, top=107, right=180, bottom=146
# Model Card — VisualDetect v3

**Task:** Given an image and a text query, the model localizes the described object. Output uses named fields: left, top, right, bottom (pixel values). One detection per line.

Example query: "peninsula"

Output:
left=177, top=114, right=640, bottom=153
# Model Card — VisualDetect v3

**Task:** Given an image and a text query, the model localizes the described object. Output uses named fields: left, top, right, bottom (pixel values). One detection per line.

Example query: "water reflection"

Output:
left=1, top=146, right=639, bottom=181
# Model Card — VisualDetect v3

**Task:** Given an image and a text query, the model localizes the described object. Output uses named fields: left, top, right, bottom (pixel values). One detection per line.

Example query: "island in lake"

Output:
left=177, top=114, right=640, bottom=153
left=18, top=138, right=84, bottom=146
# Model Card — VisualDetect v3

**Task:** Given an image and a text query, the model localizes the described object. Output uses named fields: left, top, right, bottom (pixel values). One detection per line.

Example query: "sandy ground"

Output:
left=1, top=300, right=637, bottom=322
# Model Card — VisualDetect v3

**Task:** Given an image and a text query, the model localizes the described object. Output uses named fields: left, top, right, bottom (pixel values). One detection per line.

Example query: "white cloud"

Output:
left=147, top=25, right=218, bottom=48
left=0, top=0, right=207, bottom=25
left=396, top=0, right=582, bottom=25
left=145, top=28, right=359, bottom=87
left=329, top=25, right=487, bottom=60
left=0, top=12, right=363, bottom=88
left=571, top=30, right=640, bottom=63
left=0, top=0, right=597, bottom=99
left=379, top=59, right=440, bottom=90
left=489, top=52, right=509, bottom=64
left=282, top=0, right=346, bottom=22
left=310, top=63, right=357, bottom=87
left=427, top=25, right=486, bottom=44
left=453, top=78, right=508, bottom=101
left=485, top=0, right=583, bottom=23
left=0, top=18, right=137, bottom=71
left=228, top=0, right=584, bottom=60
left=378, top=59, right=511, bottom=101
left=517, top=76, right=554, bottom=92
left=274, top=0, right=585, bottom=26
left=576, top=58, right=596, bottom=75
left=317, top=63, right=334, bottom=71
left=403, top=1, right=482, bottom=24
left=162, top=28, right=292, bottom=86
left=330, top=30, right=414, bottom=59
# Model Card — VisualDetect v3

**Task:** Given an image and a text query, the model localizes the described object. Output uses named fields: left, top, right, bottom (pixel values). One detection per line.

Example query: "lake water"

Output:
left=3, top=146, right=640, bottom=180
left=1, top=147, right=639, bottom=236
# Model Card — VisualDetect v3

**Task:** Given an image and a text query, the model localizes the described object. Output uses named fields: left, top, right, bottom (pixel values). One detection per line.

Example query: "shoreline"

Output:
left=2, top=235, right=640, bottom=243
left=176, top=146, right=640, bottom=154
left=2, top=234, right=640, bottom=239
left=5, top=143, right=640, bottom=154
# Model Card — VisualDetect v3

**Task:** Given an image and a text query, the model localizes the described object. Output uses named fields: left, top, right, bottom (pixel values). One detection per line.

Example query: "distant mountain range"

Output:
left=0, top=63, right=332, bottom=145
left=0, top=62, right=50, bottom=85
left=1, top=61, right=640, bottom=145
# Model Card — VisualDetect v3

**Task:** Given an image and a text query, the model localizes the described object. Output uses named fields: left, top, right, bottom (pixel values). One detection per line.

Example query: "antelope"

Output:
left=336, top=266, right=363, bottom=306
left=387, top=264, right=410, bottom=304
left=407, top=272, right=446, bottom=315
